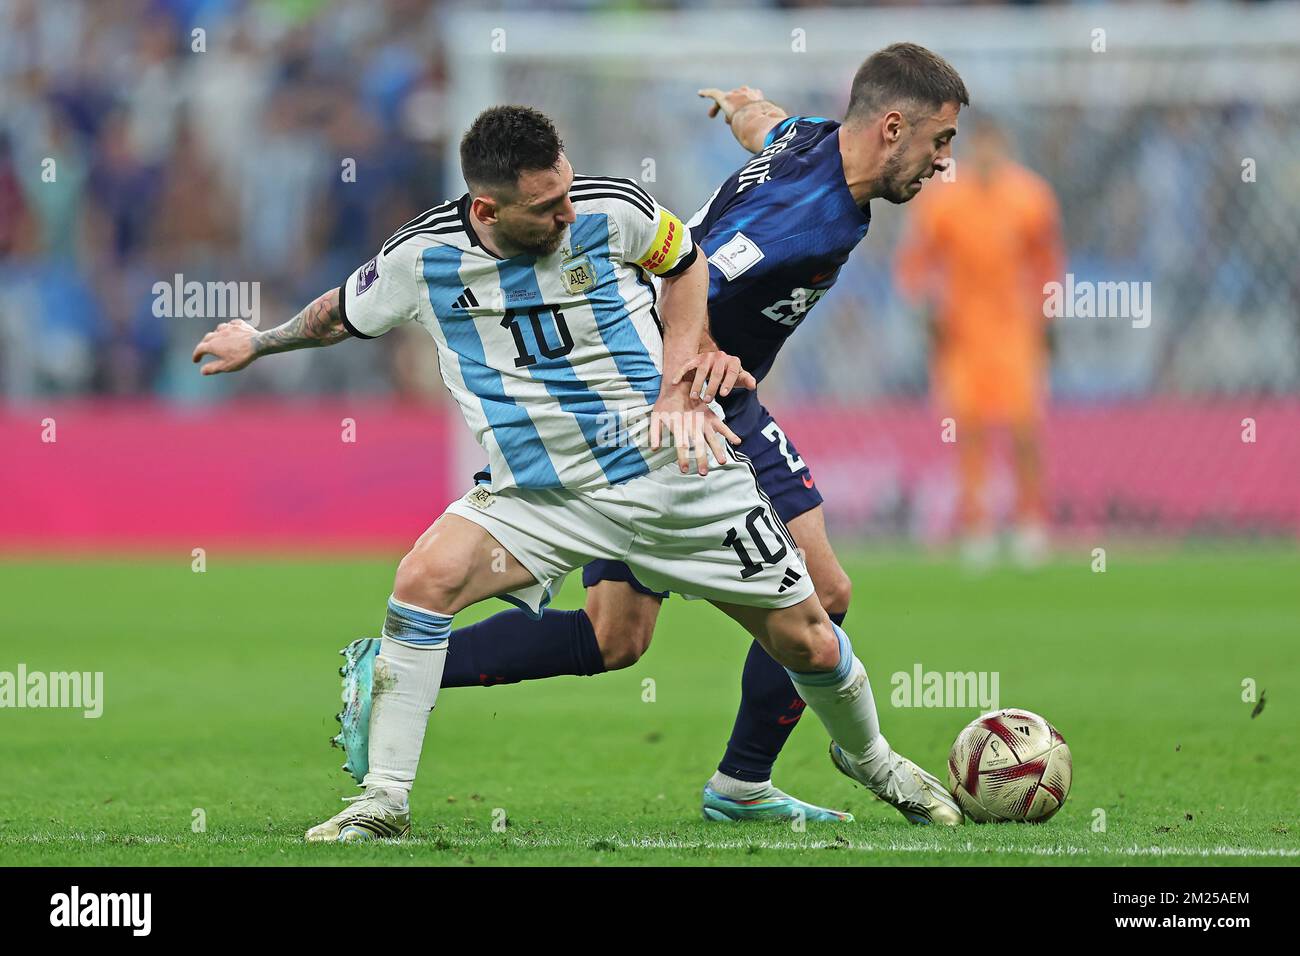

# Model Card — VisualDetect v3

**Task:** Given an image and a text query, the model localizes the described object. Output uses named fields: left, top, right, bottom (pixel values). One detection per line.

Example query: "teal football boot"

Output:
left=331, top=638, right=380, bottom=786
left=701, top=783, right=854, bottom=823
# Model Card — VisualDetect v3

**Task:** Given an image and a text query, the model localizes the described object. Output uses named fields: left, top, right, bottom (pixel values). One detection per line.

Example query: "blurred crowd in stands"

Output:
left=1, top=0, right=1296, bottom=404
left=2, top=0, right=451, bottom=400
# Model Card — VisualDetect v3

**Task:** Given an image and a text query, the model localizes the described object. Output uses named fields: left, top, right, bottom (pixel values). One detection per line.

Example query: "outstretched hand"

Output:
left=697, top=86, right=768, bottom=125
left=192, top=319, right=258, bottom=375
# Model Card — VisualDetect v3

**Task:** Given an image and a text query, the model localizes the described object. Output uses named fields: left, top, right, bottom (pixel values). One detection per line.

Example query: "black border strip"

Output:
left=336, top=280, right=375, bottom=340
left=657, top=242, right=698, bottom=279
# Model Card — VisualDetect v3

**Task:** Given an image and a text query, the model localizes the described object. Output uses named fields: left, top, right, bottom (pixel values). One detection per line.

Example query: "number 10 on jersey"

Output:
left=501, top=306, right=575, bottom=368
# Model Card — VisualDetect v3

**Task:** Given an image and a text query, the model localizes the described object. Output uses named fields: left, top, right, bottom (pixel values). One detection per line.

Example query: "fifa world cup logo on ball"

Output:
left=947, top=709, right=1072, bottom=823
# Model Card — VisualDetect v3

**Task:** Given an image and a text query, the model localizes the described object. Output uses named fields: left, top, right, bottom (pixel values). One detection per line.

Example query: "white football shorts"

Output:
left=444, top=452, right=815, bottom=616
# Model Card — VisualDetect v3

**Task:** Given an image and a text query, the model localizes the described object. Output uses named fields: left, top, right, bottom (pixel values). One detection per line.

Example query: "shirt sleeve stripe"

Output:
left=571, top=175, right=653, bottom=206
left=568, top=187, right=655, bottom=221
left=336, top=280, right=375, bottom=340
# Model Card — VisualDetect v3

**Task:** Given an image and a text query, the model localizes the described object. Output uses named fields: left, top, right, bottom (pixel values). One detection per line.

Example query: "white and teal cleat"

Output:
left=701, top=783, right=854, bottom=823
left=829, top=741, right=964, bottom=826
left=332, top=638, right=380, bottom=786
left=305, top=789, right=410, bottom=843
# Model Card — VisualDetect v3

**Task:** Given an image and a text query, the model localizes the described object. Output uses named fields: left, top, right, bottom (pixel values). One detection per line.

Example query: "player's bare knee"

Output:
left=799, top=622, right=842, bottom=672
left=772, top=642, right=815, bottom=673
left=590, top=608, right=655, bottom=670
left=769, top=633, right=837, bottom=673
left=816, top=569, right=852, bottom=618
left=765, top=603, right=839, bottom=672
left=595, top=623, right=651, bottom=670
left=585, top=582, right=659, bottom=670
left=392, top=548, right=467, bottom=613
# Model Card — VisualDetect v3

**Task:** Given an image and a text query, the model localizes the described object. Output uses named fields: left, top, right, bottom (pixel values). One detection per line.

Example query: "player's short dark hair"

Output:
left=460, top=105, right=565, bottom=197
left=845, top=43, right=970, bottom=125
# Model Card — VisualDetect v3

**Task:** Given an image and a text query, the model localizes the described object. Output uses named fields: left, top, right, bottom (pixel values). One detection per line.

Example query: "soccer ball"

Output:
left=947, top=709, right=1072, bottom=823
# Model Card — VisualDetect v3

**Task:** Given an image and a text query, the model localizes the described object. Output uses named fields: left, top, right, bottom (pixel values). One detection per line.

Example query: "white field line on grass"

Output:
left=6, top=832, right=1299, bottom=859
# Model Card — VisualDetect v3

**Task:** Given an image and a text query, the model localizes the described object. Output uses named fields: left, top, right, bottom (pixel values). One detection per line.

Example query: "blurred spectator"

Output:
left=0, top=135, right=40, bottom=257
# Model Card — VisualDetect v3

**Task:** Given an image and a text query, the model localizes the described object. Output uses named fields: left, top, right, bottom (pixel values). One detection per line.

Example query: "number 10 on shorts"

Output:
left=722, top=506, right=789, bottom=579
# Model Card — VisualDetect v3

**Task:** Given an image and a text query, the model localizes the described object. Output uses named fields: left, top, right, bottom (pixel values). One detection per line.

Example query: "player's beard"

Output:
left=876, top=148, right=915, bottom=205
left=501, top=221, right=567, bottom=257
left=876, top=141, right=930, bottom=205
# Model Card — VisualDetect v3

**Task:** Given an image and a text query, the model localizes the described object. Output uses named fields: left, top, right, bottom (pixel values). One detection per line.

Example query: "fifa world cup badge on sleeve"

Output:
left=708, top=232, right=764, bottom=281
left=356, top=257, right=379, bottom=295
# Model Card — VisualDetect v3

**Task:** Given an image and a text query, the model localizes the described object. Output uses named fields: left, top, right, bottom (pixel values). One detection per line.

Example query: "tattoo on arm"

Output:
left=251, top=287, right=350, bottom=356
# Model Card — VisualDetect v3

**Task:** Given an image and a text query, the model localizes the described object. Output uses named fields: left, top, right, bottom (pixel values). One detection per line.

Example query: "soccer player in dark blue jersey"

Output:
left=411, top=43, right=968, bottom=824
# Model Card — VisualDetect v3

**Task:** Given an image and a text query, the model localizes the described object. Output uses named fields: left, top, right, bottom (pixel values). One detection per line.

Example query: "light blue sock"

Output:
left=382, top=595, right=452, bottom=648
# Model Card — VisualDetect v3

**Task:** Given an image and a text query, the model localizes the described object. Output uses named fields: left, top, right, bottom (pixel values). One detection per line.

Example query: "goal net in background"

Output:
left=445, top=6, right=1300, bottom=544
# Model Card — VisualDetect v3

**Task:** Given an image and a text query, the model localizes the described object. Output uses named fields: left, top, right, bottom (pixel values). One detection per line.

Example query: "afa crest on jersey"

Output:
left=561, top=253, right=595, bottom=294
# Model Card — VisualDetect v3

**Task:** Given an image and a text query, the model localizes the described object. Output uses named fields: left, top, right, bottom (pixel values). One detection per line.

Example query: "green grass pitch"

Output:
left=1, top=549, right=1296, bottom=866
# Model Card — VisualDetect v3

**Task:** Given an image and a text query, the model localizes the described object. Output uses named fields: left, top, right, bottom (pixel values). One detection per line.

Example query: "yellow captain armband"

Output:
left=637, top=210, right=688, bottom=276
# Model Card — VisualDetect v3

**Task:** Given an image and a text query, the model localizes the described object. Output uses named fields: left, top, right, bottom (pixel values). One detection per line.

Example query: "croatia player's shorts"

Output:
left=581, top=398, right=822, bottom=600
left=444, top=448, right=816, bottom=616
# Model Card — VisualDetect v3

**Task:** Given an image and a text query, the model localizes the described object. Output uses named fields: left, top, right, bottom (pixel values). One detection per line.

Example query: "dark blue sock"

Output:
left=718, top=610, right=849, bottom=782
left=441, top=608, right=605, bottom=688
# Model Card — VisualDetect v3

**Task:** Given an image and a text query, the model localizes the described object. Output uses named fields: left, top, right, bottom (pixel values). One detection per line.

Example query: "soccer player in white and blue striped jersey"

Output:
left=193, top=105, right=961, bottom=840
left=336, top=178, right=694, bottom=493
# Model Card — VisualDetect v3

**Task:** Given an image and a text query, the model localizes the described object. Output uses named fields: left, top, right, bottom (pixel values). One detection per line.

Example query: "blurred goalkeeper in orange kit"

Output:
left=895, top=116, right=1065, bottom=568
